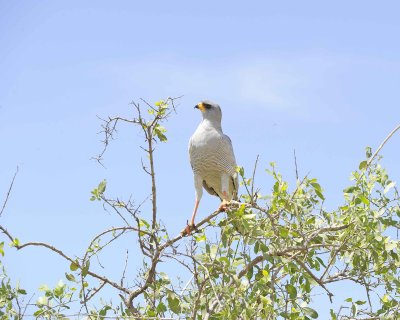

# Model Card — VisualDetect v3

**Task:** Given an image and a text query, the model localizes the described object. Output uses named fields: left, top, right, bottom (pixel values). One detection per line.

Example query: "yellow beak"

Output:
left=195, top=102, right=206, bottom=112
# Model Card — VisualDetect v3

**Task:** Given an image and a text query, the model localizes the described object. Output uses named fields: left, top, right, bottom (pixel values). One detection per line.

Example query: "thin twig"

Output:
left=121, top=249, right=129, bottom=288
left=250, top=155, right=259, bottom=203
left=293, top=149, right=299, bottom=181
left=82, top=281, right=106, bottom=304
left=197, top=261, right=222, bottom=309
left=367, top=123, right=400, bottom=166
left=0, top=166, right=18, bottom=217
left=293, top=257, right=334, bottom=303
left=126, top=208, right=224, bottom=307
left=0, top=225, right=130, bottom=295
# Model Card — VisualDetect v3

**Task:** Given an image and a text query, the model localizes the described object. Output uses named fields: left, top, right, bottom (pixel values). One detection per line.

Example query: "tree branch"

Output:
left=293, top=257, right=334, bottom=303
left=367, top=123, right=400, bottom=166
left=0, top=225, right=130, bottom=295
left=1, top=166, right=18, bottom=217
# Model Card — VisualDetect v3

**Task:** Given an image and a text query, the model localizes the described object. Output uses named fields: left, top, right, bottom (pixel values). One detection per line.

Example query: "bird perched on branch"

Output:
left=185, top=100, right=238, bottom=235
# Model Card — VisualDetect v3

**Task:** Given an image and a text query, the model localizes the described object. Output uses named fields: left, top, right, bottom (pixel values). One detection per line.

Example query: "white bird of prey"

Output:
left=186, top=100, right=238, bottom=234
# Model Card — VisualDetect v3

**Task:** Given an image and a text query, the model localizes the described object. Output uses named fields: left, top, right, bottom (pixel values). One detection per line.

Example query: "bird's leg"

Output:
left=183, top=199, right=199, bottom=235
left=218, top=174, right=230, bottom=211
left=182, top=175, right=203, bottom=236
left=190, top=199, right=200, bottom=227
left=218, top=191, right=230, bottom=211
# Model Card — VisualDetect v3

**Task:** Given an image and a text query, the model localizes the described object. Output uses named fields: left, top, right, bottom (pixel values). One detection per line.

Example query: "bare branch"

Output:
left=293, top=149, right=299, bottom=181
left=293, top=257, right=334, bottom=302
left=367, top=122, right=400, bottom=166
left=0, top=225, right=131, bottom=295
left=81, top=281, right=106, bottom=305
left=126, top=208, right=224, bottom=308
left=121, top=249, right=129, bottom=288
left=1, top=166, right=18, bottom=217
left=250, top=155, right=259, bottom=203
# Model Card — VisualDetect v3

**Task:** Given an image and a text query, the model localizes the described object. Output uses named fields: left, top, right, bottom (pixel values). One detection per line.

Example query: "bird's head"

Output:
left=194, top=100, right=222, bottom=123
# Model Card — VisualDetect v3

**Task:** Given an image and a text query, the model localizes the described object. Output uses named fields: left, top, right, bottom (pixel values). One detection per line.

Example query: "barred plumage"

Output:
left=186, top=100, right=238, bottom=232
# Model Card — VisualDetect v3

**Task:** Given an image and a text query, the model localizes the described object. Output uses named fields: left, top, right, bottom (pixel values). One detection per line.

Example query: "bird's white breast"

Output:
left=189, top=123, right=235, bottom=178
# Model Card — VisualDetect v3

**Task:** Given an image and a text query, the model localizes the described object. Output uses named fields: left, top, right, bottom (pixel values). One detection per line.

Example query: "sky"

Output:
left=1, top=1, right=400, bottom=318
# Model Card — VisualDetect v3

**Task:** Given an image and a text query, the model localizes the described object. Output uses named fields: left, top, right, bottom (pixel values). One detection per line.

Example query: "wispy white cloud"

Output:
left=101, top=52, right=388, bottom=123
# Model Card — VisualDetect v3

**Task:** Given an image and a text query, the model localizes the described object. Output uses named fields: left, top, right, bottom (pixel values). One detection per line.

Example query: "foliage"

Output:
left=0, top=263, right=27, bottom=319
left=34, top=281, right=75, bottom=319
left=0, top=98, right=399, bottom=319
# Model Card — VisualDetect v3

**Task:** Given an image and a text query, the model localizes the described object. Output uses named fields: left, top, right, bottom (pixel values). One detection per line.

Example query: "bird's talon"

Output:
left=182, top=223, right=196, bottom=236
left=218, top=200, right=230, bottom=212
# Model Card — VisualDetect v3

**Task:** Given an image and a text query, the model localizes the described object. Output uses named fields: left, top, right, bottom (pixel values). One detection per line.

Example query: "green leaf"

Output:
left=260, top=295, right=271, bottom=306
left=287, top=284, right=297, bottom=299
left=243, top=213, right=256, bottom=220
left=167, top=295, right=180, bottom=314
left=82, top=261, right=90, bottom=277
left=156, top=302, right=167, bottom=313
left=382, top=294, right=390, bottom=303
left=351, top=303, right=357, bottom=316
left=155, top=100, right=165, bottom=107
left=365, top=146, right=372, bottom=158
left=358, top=160, right=367, bottom=170
left=12, top=238, right=20, bottom=247
left=99, top=305, right=111, bottom=317
left=194, top=233, right=206, bottom=242
left=54, top=280, right=65, bottom=298
left=90, top=179, right=106, bottom=201
left=358, top=195, right=370, bottom=205
left=38, top=284, right=50, bottom=293
left=17, top=288, right=27, bottom=295
left=236, top=166, right=245, bottom=177
left=98, top=179, right=107, bottom=194
left=310, top=182, right=322, bottom=192
left=385, top=241, right=397, bottom=251
left=209, top=245, right=218, bottom=259
left=0, top=242, right=4, bottom=256
left=315, top=189, right=325, bottom=200
left=254, top=241, right=259, bottom=254
left=139, top=219, right=150, bottom=229
left=343, top=186, right=358, bottom=194
left=33, top=310, right=43, bottom=317
left=147, top=309, right=156, bottom=317
left=246, top=266, right=254, bottom=280
left=384, top=181, right=396, bottom=194
left=315, top=256, right=327, bottom=268
left=279, top=227, right=289, bottom=238
left=154, top=124, right=168, bottom=142
left=65, top=273, right=76, bottom=282
left=302, top=307, right=318, bottom=319
left=70, top=260, right=79, bottom=271
left=36, top=296, right=48, bottom=306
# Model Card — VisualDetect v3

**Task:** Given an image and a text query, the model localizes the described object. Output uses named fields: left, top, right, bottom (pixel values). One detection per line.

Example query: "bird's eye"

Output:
left=204, top=104, right=212, bottom=109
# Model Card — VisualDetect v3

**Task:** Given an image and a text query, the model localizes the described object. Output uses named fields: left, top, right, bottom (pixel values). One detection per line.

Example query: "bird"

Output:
left=185, top=100, right=238, bottom=234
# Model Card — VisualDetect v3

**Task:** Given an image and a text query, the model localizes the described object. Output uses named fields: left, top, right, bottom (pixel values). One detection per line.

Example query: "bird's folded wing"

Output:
left=221, top=134, right=237, bottom=173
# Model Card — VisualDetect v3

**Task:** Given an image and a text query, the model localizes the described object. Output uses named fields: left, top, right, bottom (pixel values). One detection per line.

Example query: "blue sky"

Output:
left=1, top=1, right=400, bottom=317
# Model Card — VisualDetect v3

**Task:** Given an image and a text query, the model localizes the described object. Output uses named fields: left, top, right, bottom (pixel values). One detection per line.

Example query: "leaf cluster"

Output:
left=0, top=99, right=399, bottom=319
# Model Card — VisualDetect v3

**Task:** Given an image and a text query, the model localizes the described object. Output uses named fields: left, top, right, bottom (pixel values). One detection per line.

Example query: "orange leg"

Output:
left=183, top=198, right=200, bottom=236
left=190, top=198, right=200, bottom=226
left=218, top=191, right=230, bottom=211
